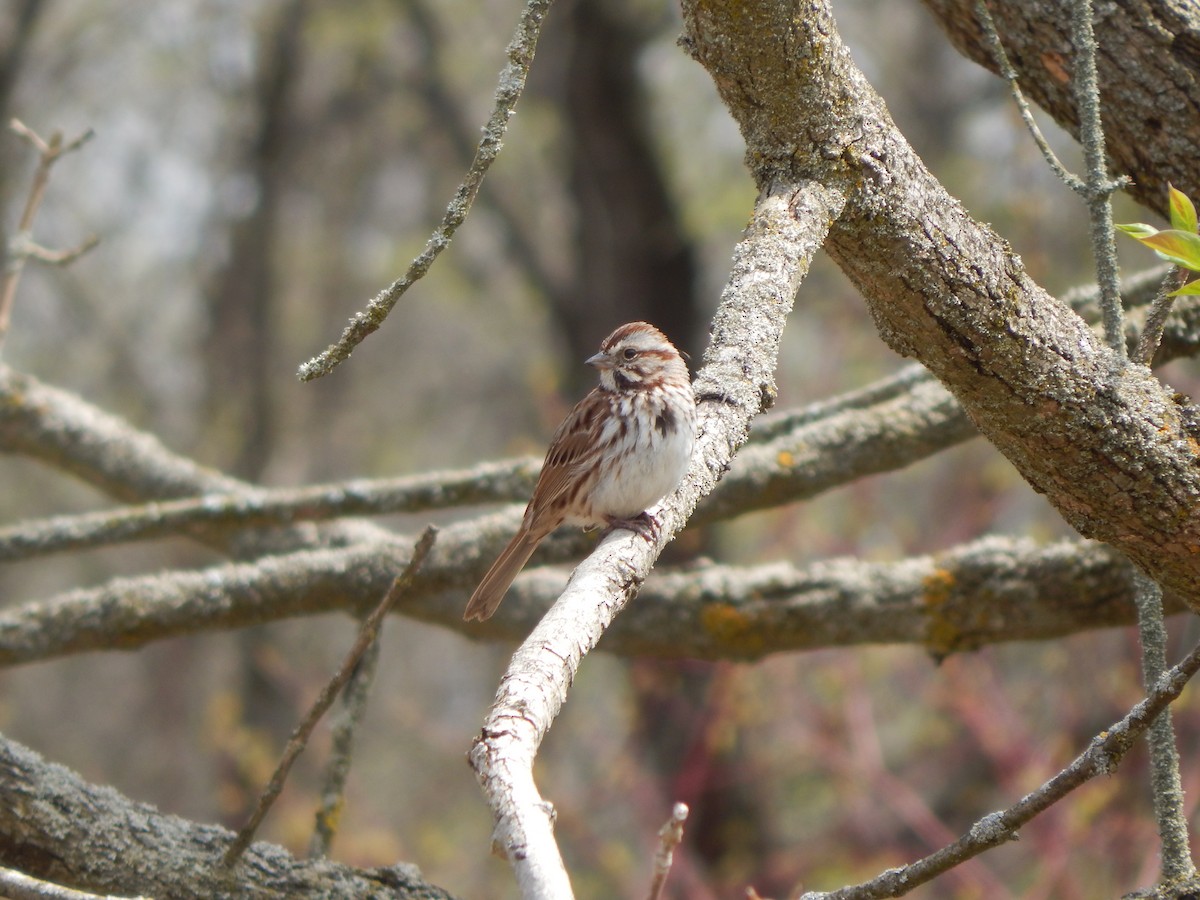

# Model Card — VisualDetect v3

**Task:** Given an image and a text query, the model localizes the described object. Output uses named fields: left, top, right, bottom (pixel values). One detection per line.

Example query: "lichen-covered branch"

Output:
left=0, top=733, right=456, bottom=900
left=681, top=0, right=1200, bottom=605
left=0, top=525, right=1183, bottom=669
left=0, top=457, right=536, bottom=563
left=3, top=266, right=1196, bottom=563
left=0, top=364, right=389, bottom=557
left=697, top=374, right=975, bottom=524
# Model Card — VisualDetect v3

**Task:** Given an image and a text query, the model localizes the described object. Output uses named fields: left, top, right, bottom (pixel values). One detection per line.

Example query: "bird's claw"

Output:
left=604, top=511, right=659, bottom=541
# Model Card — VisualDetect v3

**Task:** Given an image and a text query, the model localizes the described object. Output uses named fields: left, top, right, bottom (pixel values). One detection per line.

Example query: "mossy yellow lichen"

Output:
left=922, top=567, right=961, bottom=659
left=701, top=603, right=766, bottom=658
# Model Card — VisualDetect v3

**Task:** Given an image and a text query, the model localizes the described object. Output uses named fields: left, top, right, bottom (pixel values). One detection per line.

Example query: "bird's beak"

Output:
left=586, top=351, right=612, bottom=369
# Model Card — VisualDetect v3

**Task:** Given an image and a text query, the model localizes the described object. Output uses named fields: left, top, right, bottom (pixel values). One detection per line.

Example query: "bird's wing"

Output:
left=522, top=389, right=602, bottom=532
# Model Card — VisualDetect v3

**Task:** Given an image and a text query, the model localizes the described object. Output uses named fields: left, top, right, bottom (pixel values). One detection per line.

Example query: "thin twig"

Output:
left=0, top=119, right=97, bottom=349
left=10, top=230, right=98, bottom=266
left=646, top=803, right=688, bottom=900
left=1069, top=0, right=1127, bottom=357
left=223, top=526, right=438, bottom=867
left=308, top=629, right=383, bottom=858
left=0, top=866, right=150, bottom=900
left=296, top=0, right=554, bottom=382
left=1132, top=571, right=1196, bottom=883
left=1071, top=0, right=1189, bottom=883
left=404, top=0, right=567, bottom=307
left=974, top=4, right=1187, bottom=891
left=973, top=0, right=1082, bottom=192
left=799, top=638, right=1200, bottom=899
left=974, top=0, right=1127, bottom=355
left=1136, top=267, right=1189, bottom=365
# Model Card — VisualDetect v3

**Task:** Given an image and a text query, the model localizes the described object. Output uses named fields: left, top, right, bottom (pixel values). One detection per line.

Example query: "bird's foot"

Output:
left=603, top=510, right=659, bottom=541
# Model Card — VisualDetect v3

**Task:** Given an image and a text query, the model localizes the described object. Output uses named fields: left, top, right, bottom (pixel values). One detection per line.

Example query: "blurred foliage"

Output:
left=1, top=0, right=1197, bottom=897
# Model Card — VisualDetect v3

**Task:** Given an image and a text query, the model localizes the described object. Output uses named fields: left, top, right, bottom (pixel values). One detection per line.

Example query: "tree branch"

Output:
left=223, top=527, right=438, bottom=867
left=2, top=261, right=1193, bottom=561
left=297, top=0, right=555, bottom=380
left=0, top=363, right=390, bottom=557
left=0, top=458, right=536, bottom=562
left=681, top=0, right=1200, bottom=605
left=1132, top=573, right=1197, bottom=883
left=921, top=0, right=1200, bottom=214
left=0, top=733, right=456, bottom=899
left=1, top=120, right=97, bottom=350
left=466, top=181, right=845, bottom=897
left=0, top=527, right=1186, bottom=669
left=1068, top=0, right=1127, bottom=355
left=800, top=637, right=1200, bottom=898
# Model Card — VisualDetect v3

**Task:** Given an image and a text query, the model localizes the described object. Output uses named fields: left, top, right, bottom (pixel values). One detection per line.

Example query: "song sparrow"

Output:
left=463, top=322, right=696, bottom=621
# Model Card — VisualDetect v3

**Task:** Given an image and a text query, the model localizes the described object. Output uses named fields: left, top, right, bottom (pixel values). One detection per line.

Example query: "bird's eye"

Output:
left=622, top=347, right=638, bottom=360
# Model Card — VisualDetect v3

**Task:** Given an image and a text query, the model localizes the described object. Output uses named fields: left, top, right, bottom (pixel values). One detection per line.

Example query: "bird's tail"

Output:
left=463, top=529, right=540, bottom=621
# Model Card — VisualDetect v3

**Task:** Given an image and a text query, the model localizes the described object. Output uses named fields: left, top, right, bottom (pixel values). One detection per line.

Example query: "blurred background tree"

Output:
left=0, top=0, right=1196, bottom=897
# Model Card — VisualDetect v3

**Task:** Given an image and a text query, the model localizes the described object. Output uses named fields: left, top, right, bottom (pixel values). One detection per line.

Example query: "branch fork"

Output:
left=1, top=119, right=98, bottom=347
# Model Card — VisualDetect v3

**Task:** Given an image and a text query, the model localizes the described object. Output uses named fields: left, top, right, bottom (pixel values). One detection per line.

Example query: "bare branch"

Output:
left=1068, top=0, right=1127, bottom=355
left=223, top=526, right=438, bottom=867
left=297, top=0, right=554, bottom=381
left=465, top=180, right=852, bottom=896
left=800, top=638, right=1200, bottom=899
left=0, top=457, right=536, bottom=562
left=0, top=530, right=1183, bottom=669
left=646, top=803, right=688, bottom=900
left=13, top=232, right=99, bottom=265
left=1, top=119, right=97, bottom=349
left=1132, top=573, right=1197, bottom=883
left=0, top=733, right=455, bottom=898
left=697, top=373, right=973, bottom=525
left=0, top=363, right=390, bottom=558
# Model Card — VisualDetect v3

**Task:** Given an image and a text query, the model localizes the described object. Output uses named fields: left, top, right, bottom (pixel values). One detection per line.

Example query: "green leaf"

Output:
left=1137, top=229, right=1200, bottom=270
left=1115, top=222, right=1160, bottom=239
left=1168, top=279, right=1200, bottom=297
left=1168, top=184, right=1198, bottom=235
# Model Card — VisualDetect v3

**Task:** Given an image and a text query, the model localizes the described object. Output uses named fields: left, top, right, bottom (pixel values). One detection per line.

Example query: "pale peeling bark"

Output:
left=680, top=0, right=1200, bottom=607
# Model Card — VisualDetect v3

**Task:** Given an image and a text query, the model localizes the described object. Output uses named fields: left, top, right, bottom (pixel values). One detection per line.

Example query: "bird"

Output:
left=463, top=321, right=696, bottom=621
